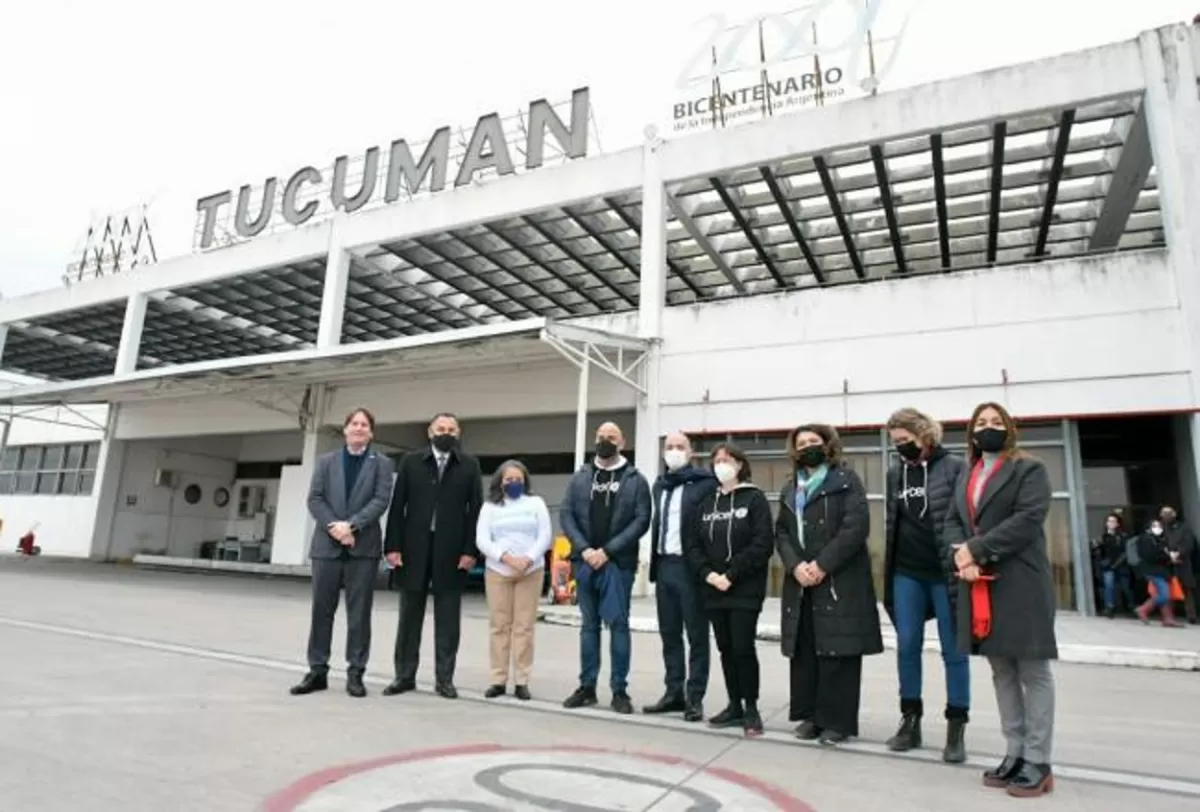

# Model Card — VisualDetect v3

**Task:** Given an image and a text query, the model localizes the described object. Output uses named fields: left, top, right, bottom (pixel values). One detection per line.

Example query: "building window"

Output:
left=0, top=442, right=101, bottom=496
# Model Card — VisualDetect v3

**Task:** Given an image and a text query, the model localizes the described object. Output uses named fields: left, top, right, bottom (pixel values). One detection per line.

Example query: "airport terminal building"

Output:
left=2, top=24, right=1199, bottom=616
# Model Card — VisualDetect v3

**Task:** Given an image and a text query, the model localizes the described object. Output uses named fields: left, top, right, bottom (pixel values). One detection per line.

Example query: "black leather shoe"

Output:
left=983, top=756, right=1025, bottom=788
left=1006, top=762, right=1054, bottom=797
left=642, top=693, right=686, bottom=714
left=514, top=685, right=532, bottom=701
left=683, top=701, right=704, bottom=722
left=484, top=684, right=506, bottom=699
left=562, top=685, right=598, bottom=709
left=289, top=672, right=328, bottom=695
left=793, top=720, right=821, bottom=740
left=381, top=678, right=416, bottom=696
left=708, top=704, right=744, bottom=729
left=346, top=673, right=367, bottom=698
left=435, top=682, right=458, bottom=699
left=611, top=692, right=634, bottom=714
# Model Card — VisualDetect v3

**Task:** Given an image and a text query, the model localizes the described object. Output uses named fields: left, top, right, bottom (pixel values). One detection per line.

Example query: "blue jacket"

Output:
left=577, top=562, right=629, bottom=625
left=560, top=458, right=652, bottom=572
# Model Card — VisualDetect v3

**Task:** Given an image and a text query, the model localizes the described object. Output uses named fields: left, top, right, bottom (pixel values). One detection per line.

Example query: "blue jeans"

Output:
left=1147, top=575, right=1171, bottom=607
left=577, top=564, right=634, bottom=693
left=1102, top=568, right=1134, bottom=611
left=893, top=573, right=970, bottom=711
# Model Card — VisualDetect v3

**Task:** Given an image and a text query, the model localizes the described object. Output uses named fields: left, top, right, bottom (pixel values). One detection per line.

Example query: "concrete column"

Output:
left=1139, top=26, right=1200, bottom=399
left=633, top=127, right=668, bottom=598
left=1141, top=25, right=1200, bottom=539
left=89, top=405, right=128, bottom=560
left=574, top=357, right=590, bottom=471
left=272, top=384, right=337, bottom=566
left=317, top=234, right=352, bottom=349
left=114, top=294, right=148, bottom=375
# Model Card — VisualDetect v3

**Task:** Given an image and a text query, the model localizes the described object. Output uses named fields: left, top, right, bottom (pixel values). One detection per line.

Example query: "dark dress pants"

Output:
left=307, top=554, right=377, bottom=676
left=394, top=584, right=463, bottom=684
left=655, top=556, right=710, bottom=703
left=789, top=590, right=864, bottom=736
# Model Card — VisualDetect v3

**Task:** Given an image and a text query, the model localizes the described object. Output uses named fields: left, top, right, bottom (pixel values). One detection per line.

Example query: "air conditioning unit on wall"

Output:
left=153, top=468, right=178, bottom=489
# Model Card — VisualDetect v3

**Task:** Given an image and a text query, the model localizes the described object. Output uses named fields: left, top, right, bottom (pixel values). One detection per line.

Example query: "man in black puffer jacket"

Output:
left=882, top=408, right=969, bottom=763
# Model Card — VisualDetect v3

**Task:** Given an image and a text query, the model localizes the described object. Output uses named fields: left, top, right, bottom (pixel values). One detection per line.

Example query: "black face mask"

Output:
left=595, top=439, right=618, bottom=459
left=895, top=441, right=922, bottom=462
left=431, top=433, right=458, bottom=453
left=973, top=428, right=1007, bottom=454
left=796, top=446, right=826, bottom=468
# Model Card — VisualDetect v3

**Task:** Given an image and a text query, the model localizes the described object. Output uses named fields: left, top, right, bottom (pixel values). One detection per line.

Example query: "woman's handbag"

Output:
left=1148, top=576, right=1186, bottom=602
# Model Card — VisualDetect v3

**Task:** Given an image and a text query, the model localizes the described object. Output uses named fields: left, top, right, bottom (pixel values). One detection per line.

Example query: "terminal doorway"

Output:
left=1077, top=414, right=1183, bottom=537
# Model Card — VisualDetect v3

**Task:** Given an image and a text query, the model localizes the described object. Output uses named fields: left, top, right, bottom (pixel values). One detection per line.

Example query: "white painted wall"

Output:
left=656, top=250, right=1190, bottom=433
left=106, top=437, right=240, bottom=559
left=0, top=495, right=99, bottom=557
left=1, top=404, right=108, bottom=444
left=115, top=398, right=296, bottom=440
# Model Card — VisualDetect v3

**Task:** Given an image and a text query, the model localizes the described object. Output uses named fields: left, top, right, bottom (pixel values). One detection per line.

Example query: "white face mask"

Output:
left=663, top=449, right=689, bottom=471
left=713, top=462, right=739, bottom=484
left=1152, top=526, right=1164, bottom=537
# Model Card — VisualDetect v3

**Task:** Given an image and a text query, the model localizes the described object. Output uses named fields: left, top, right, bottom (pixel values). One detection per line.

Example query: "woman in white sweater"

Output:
left=475, top=459, right=553, bottom=700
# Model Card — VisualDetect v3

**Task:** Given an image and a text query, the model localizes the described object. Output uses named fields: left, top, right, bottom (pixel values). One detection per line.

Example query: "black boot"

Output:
left=346, top=672, right=367, bottom=698
left=943, top=706, right=968, bottom=764
left=886, top=699, right=922, bottom=752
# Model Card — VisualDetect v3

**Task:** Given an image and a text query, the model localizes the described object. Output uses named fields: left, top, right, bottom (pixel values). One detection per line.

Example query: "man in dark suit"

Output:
left=290, top=407, right=395, bottom=699
left=383, top=412, right=483, bottom=699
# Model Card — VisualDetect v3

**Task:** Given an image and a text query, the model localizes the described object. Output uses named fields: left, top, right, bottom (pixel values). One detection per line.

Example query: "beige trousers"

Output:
left=485, top=568, right=542, bottom=686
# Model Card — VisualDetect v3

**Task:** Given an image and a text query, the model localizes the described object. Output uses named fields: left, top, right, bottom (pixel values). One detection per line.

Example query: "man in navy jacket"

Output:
left=560, top=421, right=651, bottom=714
left=644, top=431, right=717, bottom=721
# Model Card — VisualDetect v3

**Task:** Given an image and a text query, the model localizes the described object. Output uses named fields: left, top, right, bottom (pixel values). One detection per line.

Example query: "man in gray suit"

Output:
left=290, top=407, right=394, bottom=698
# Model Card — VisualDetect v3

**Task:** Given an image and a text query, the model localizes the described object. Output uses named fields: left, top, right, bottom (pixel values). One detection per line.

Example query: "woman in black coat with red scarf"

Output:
left=775, top=423, right=883, bottom=745
left=943, top=401, right=1056, bottom=798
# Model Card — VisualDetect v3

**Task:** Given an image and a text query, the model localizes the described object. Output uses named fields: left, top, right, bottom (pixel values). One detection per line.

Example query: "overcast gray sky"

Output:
left=0, top=0, right=1195, bottom=300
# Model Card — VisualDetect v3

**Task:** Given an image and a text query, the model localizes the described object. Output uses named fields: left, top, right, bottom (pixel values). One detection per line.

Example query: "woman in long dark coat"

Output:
left=943, top=401, right=1056, bottom=798
left=775, top=423, right=883, bottom=745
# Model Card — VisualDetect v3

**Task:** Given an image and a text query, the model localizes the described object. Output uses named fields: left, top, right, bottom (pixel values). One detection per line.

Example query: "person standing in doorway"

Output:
left=882, top=407, right=970, bottom=763
left=291, top=408, right=394, bottom=699
left=1159, top=506, right=1198, bottom=624
left=776, top=423, right=883, bottom=745
left=1094, top=512, right=1135, bottom=618
left=644, top=431, right=717, bottom=722
left=560, top=421, right=651, bottom=715
left=383, top=413, right=483, bottom=700
left=475, top=460, right=553, bottom=700
left=944, top=401, right=1057, bottom=798
left=685, top=442, right=774, bottom=737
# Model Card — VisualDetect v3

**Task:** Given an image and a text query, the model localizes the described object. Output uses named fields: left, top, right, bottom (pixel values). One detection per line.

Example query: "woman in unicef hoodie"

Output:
left=683, top=442, right=774, bottom=737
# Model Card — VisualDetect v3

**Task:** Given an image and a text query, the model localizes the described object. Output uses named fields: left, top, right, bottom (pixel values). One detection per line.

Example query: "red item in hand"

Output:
left=970, top=575, right=997, bottom=641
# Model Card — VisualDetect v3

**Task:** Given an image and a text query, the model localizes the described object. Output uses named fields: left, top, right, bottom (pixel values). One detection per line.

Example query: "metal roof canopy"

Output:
left=0, top=54, right=1169, bottom=383
left=0, top=320, right=651, bottom=427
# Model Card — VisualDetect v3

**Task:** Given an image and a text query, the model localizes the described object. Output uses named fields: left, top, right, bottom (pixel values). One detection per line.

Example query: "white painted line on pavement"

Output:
left=538, top=609, right=1200, bottom=672
left=3, top=614, right=1199, bottom=799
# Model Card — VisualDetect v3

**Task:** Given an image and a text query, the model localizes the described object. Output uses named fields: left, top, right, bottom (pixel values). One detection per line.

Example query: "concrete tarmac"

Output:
left=0, top=560, right=1198, bottom=811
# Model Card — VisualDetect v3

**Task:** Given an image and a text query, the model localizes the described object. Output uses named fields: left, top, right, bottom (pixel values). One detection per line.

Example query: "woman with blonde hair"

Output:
left=775, top=423, right=883, bottom=744
left=883, top=407, right=969, bottom=762
left=943, top=402, right=1056, bottom=797
left=475, top=459, right=552, bottom=701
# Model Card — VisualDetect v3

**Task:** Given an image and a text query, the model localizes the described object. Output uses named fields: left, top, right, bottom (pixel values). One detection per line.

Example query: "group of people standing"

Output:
left=1091, top=506, right=1198, bottom=625
left=290, top=402, right=1061, bottom=799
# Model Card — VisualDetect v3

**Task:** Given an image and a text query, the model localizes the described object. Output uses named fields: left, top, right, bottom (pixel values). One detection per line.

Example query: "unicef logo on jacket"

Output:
left=592, top=479, right=621, bottom=494
left=702, top=506, right=749, bottom=522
